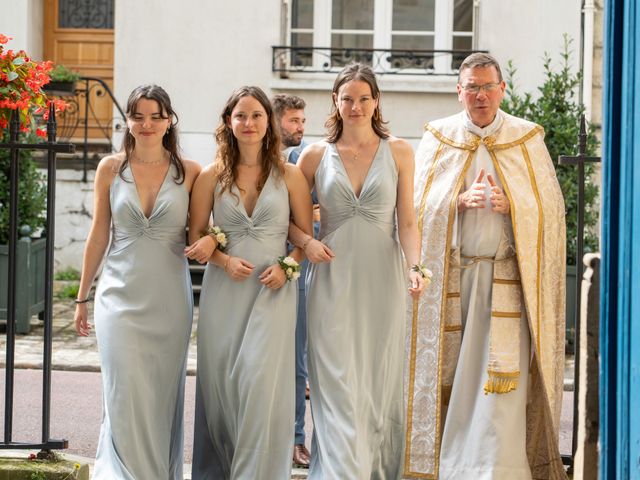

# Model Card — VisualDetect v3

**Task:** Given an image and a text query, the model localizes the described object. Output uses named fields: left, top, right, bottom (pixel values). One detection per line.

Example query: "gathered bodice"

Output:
left=314, top=140, right=398, bottom=239
left=108, top=164, right=188, bottom=255
left=213, top=170, right=290, bottom=257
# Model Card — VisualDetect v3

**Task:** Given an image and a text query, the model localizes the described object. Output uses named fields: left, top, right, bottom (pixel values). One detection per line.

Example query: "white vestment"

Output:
left=438, top=112, right=532, bottom=479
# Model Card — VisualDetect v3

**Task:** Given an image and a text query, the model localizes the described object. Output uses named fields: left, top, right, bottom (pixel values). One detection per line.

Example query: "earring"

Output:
left=373, top=107, right=381, bottom=121
left=165, top=125, right=171, bottom=135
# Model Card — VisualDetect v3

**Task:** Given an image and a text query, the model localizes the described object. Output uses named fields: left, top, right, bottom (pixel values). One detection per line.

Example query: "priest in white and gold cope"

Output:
left=404, top=53, right=567, bottom=480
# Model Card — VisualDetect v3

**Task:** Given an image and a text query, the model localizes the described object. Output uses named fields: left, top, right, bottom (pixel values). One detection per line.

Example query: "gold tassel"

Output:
left=484, top=372, right=519, bottom=395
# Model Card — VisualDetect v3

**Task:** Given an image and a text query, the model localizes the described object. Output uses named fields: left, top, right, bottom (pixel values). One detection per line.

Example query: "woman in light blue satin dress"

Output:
left=186, top=86, right=313, bottom=480
left=74, top=85, right=201, bottom=479
left=289, top=63, right=426, bottom=479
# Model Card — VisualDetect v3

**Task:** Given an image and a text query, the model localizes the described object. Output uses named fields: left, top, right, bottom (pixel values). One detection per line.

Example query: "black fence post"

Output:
left=1, top=106, right=73, bottom=451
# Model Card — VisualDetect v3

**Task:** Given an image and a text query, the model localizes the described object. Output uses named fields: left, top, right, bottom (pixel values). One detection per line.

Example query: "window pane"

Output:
left=391, top=35, right=435, bottom=70
left=331, top=34, right=374, bottom=67
left=452, top=36, right=472, bottom=70
left=290, top=33, right=313, bottom=67
left=332, top=0, right=374, bottom=30
left=392, top=0, right=435, bottom=31
left=453, top=0, right=473, bottom=32
left=58, top=0, right=114, bottom=29
left=292, top=0, right=313, bottom=29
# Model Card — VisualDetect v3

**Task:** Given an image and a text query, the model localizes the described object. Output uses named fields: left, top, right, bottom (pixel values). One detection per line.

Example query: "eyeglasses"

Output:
left=460, top=82, right=502, bottom=95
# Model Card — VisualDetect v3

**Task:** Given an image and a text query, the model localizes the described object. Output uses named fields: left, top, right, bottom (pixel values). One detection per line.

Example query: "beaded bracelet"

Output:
left=74, top=297, right=92, bottom=304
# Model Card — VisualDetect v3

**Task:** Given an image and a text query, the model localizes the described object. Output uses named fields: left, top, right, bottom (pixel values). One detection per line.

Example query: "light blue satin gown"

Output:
left=93, top=163, right=193, bottom=479
left=192, top=170, right=297, bottom=480
left=307, top=140, right=406, bottom=479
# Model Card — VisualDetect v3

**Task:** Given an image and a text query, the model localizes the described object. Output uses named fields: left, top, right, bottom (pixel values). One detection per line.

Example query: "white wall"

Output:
left=478, top=0, right=582, bottom=93
left=113, top=0, right=582, bottom=164
left=0, top=0, right=43, bottom=59
left=114, top=0, right=282, bottom=165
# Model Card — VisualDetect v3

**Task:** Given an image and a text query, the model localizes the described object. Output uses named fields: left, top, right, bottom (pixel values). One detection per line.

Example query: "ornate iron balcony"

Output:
left=272, top=46, right=488, bottom=76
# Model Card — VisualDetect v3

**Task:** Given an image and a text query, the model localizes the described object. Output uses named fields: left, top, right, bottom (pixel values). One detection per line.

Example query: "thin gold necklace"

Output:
left=132, top=154, right=167, bottom=165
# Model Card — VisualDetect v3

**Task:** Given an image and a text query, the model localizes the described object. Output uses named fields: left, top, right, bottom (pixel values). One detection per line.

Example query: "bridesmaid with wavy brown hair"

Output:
left=187, top=86, right=313, bottom=479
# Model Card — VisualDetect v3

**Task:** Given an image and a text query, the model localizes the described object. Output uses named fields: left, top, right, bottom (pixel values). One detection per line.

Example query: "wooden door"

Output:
left=43, top=0, right=115, bottom=141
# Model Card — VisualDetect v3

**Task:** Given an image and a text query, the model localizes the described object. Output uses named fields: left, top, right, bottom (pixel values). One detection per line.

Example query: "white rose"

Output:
left=216, top=233, right=226, bottom=245
left=283, top=256, right=296, bottom=266
left=292, top=271, right=301, bottom=281
left=286, top=267, right=293, bottom=276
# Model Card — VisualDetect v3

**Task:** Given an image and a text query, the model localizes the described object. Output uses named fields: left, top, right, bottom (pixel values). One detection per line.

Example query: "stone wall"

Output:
left=51, top=168, right=95, bottom=271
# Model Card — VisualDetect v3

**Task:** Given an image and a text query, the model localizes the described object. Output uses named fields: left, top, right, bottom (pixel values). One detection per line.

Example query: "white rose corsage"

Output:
left=278, top=256, right=301, bottom=282
left=204, top=225, right=228, bottom=252
left=411, top=264, right=433, bottom=286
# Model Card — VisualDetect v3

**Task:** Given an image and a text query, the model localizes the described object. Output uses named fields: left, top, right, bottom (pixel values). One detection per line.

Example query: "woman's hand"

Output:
left=305, top=238, right=335, bottom=263
left=184, top=235, right=217, bottom=264
left=259, top=264, right=286, bottom=290
left=74, top=304, right=91, bottom=336
left=225, top=256, right=254, bottom=281
left=408, top=270, right=426, bottom=299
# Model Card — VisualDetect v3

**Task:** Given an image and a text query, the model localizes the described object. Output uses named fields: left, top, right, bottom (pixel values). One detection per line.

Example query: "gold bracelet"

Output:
left=224, top=256, right=231, bottom=272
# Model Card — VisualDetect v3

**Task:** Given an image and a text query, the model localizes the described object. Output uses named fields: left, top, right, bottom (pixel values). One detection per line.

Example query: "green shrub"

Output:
left=49, top=64, right=81, bottom=83
left=501, top=35, right=599, bottom=265
left=0, top=129, right=47, bottom=244
left=56, top=282, right=79, bottom=300
left=55, top=267, right=81, bottom=281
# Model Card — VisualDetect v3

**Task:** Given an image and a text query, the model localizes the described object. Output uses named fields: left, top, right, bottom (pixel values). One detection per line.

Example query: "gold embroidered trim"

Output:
left=446, top=292, right=461, bottom=298
left=425, top=124, right=479, bottom=151
left=442, top=384, right=453, bottom=406
left=520, top=142, right=544, bottom=359
left=487, top=369, right=521, bottom=377
left=491, top=311, right=522, bottom=318
left=489, top=125, right=543, bottom=151
left=404, top=140, right=445, bottom=478
left=444, top=325, right=462, bottom=332
left=404, top=145, right=475, bottom=478
left=432, top=150, right=475, bottom=476
left=493, top=278, right=521, bottom=285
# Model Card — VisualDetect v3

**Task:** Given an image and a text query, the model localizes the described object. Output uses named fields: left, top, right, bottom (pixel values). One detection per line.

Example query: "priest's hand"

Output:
left=457, top=168, right=486, bottom=212
left=487, top=174, right=510, bottom=215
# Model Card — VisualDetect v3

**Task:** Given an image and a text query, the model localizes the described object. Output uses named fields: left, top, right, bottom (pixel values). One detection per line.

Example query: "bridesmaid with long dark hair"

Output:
left=187, top=86, right=312, bottom=479
left=74, top=85, right=200, bottom=479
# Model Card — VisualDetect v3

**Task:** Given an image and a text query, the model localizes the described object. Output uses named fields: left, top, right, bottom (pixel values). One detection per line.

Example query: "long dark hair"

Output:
left=120, top=84, right=185, bottom=184
left=214, top=86, right=283, bottom=199
left=325, top=63, right=390, bottom=143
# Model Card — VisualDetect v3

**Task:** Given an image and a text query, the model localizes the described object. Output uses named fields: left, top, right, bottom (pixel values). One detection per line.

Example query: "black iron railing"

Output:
left=272, top=45, right=487, bottom=76
left=1, top=107, right=74, bottom=452
left=44, top=76, right=126, bottom=181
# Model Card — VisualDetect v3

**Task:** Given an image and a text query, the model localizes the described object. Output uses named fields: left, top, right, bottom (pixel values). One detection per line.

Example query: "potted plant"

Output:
left=43, top=63, right=81, bottom=96
left=0, top=34, right=64, bottom=333
left=501, top=34, right=600, bottom=349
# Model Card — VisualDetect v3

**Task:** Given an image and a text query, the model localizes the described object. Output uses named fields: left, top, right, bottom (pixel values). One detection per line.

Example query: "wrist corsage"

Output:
left=411, top=264, right=433, bottom=285
left=278, top=256, right=301, bottom=281
left=203, top=225, right=227, bottom=252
